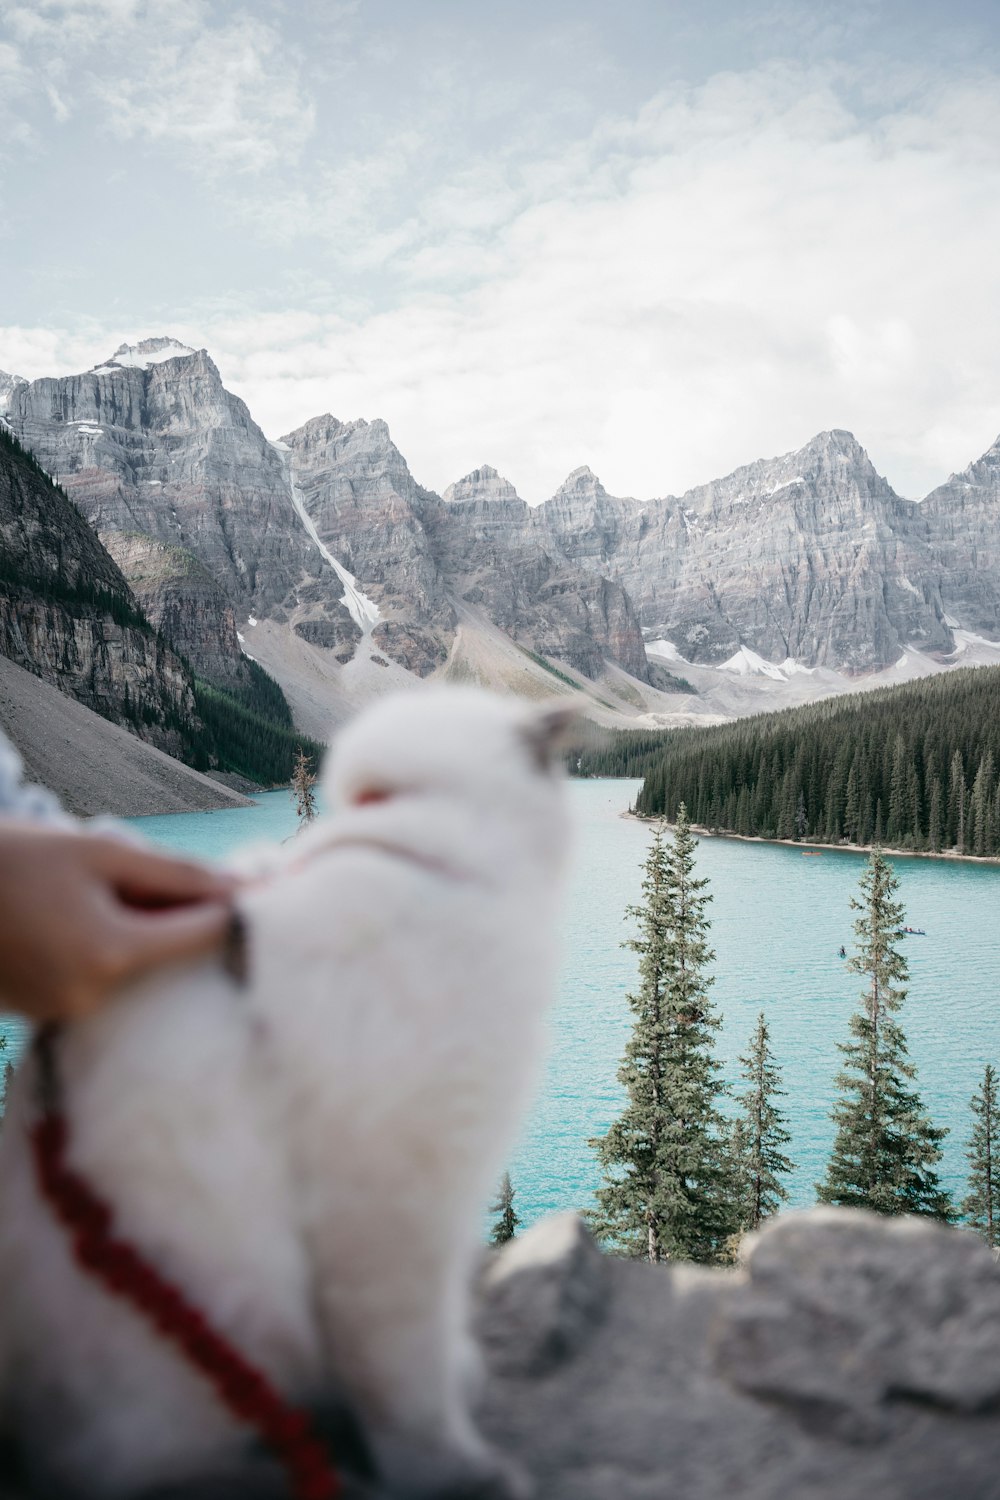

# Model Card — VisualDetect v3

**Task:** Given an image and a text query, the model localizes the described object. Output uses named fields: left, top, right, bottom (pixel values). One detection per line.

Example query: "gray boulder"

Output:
left=475, top=1208, right=1000, bottom=1499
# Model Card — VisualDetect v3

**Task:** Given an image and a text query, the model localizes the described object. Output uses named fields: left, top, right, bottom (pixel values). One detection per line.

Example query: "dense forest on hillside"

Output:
left=191, top=676, right=324, bottom=785
left=603, top=667, right=1000, bottom=855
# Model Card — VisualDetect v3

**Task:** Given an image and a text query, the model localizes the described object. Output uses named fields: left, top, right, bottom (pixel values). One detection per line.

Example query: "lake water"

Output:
left=4, top=779, right=999, bottom=1229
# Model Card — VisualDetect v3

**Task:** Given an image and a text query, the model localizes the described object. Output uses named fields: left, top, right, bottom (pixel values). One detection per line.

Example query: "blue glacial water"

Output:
left=4, top=779, right=1000, bottom=1229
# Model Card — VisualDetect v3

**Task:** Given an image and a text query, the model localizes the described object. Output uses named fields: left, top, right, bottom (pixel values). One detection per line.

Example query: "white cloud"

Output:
left=3, top=61, right=999, bottom=503
left=95, top=15, right=315, bottom=173
left=0, top=0, right=314, bottom=173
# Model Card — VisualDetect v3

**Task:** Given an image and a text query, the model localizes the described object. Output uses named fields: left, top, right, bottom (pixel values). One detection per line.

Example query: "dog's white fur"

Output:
left=0, top=687, right=571, bottom=1498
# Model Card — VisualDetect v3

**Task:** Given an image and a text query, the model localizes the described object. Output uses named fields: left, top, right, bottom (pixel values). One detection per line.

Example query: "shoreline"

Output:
left=621, top=808, right=1000, bottom=866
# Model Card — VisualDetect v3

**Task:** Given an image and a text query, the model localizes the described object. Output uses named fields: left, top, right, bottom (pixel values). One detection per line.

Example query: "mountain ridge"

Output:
left=4, top=338, right=1000, bottom=732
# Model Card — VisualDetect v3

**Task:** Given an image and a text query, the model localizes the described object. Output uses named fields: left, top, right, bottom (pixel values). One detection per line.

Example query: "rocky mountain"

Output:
left=98, top=530, right=249, bottom=691
left=903, top=433, right=1000, bottom=640
left=0, top=422, right=322, bottom=799
left=539, top=431, right=959, bottom=672
left=0, top=426, right=199, bottom=758
left=7, top=336, right=1000, bottom=731
left=3, top=340, right=322, bottom=688
left=0, top=372, right=26, bottom=413
left=4, top=347, right=651, bottom=707
left=432, top=465, right=649, bottom=681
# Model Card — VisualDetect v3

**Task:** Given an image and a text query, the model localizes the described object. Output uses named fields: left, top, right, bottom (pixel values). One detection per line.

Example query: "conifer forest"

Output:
left=580, top=666, right=1000, bottom=856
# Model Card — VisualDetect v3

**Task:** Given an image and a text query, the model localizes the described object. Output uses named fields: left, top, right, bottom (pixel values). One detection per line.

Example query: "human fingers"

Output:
left=86, top=837, right=237, bottom=907
left=106, top=900, right=236, bottom=983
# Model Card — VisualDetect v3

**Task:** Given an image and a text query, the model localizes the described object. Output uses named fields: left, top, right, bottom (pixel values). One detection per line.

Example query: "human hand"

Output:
left=0, top=819, right=236, bottom=1022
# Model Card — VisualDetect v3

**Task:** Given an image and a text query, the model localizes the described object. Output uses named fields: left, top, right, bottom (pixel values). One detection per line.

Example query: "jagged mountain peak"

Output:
left=798, top=428, right=875, bottom=466
left=93, top=337, right=199, bottom=373
left=922, top=428, right=1000, bottom=510
left=442, top=465, right=522, bottom=505
left=0, top=371, right=26, bottom=413
left=677, top=428, right=890, bottom=518
left=552, top=465, right=610, bottom=501
left=280, top=413, right=402, bottom=460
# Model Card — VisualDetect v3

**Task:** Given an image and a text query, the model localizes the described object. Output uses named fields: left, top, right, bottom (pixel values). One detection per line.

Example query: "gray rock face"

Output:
left=423, top=468, right=650, bottom=682
left=7, top=351, right=648, bottom=693
left=905, top=434, right=1000, bottom=640
left=475, top=1208, right=1000, bottom=1499
left=5, top=346, right=320, bottom=624
left=0, top=434, right=198, bottom=758
left=0, top=371, right=26, bottom=414
left=442, top=465, right=522, bottom=506
left=281, top=414, right=452, bottom=635
left=13, top=336, right=1000, bottom=693
left=540, top=432, right=954, bottom=670
left=281, top=427, right=651, bottom=682
left=99, top=532, right=251, bottom=691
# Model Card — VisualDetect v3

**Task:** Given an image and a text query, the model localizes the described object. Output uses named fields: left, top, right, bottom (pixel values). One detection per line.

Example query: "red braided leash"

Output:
left=29, top=1026, right=342, bottom=1500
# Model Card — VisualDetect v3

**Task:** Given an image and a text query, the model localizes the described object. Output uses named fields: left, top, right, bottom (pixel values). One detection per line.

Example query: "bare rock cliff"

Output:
left=540, top=432, right=954, bottom=671
left=5, top=342, right=321, bottom=625
left=0, top=430, right=199, bottom=758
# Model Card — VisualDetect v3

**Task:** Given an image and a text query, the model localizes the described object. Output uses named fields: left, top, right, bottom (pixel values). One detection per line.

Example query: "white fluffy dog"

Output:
left=0, top=688, right=573, bottom=1500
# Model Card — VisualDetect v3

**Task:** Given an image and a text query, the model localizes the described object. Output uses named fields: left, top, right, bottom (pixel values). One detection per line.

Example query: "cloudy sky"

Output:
left=1, top=0, right=998, bottom=500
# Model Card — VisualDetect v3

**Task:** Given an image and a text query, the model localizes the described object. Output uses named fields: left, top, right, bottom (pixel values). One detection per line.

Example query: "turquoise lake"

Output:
left=4, top=778, right=999, bottom=1229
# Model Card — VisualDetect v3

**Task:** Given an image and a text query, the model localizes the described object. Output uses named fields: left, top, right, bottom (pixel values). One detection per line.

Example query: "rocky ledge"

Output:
left=475, top=1207, right=1000, bottom=1499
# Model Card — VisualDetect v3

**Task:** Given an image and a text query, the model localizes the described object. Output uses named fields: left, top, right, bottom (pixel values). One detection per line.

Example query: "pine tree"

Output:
left=291, top=748, right=318, bottom=823
left=962, top=1064, right=1000, bottom=1248
left=927, top=776, right=943, bottom=852
left=971, top=750, right=995, bottom=856
left=794, top=790, right=808, bottom=841
left=733, top=1013, right=795, bottom=1233
left=948, top=750, right=966, bottom=852
left=489, top=1171, right=519, bottom=1245
left=817, top=850, right=952, bottom=1220
left=0, top=1036, right=10, bottom=1124
left=590, top=809, right=738, bottom=1264
left=844, top=755, right=861, bottom=842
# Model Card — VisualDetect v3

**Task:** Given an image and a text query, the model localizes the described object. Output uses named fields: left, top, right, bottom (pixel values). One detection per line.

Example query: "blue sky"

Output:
left=1, top=0, right=999, bottom=500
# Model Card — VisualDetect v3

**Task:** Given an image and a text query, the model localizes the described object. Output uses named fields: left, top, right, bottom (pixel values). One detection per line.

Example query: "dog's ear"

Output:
left=519, top=701, right=582, bottom=772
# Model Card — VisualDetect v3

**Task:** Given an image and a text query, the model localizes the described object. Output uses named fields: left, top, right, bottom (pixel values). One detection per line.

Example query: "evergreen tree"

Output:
left=291, top=748, right=318, bottom=823
left=590, top=809, right=738, bottom=1263
left=489, top=1171, right=519, bottom=1245
left=733, top=1013, right=795, bottom=1233
left=817, top=851, right=952, bottom=1219
left=948, top=750, right=966, bottom=852
left=971, top=750, right=995, bottom=856
left=927, top=776, right=943, bottom=852
left=0, top=1036, right=10, bottom=1124
left=962, top=1064, right=1000, bottom=1248
left=619, top=665, right=1000, bottom=858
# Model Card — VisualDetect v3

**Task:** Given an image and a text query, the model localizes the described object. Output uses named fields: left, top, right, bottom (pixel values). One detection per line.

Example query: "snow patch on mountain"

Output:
left=270, top=441, right=381, bottom=630
left=645, top=638, right=687, bottom=663
left=720, top=646, right=815, bottom=681
left=96, top=338, right=197, bottom=371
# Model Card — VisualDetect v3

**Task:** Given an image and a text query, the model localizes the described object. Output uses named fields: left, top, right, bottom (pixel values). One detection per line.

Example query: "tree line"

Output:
left=597, top=665, right=1000, bottom=855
